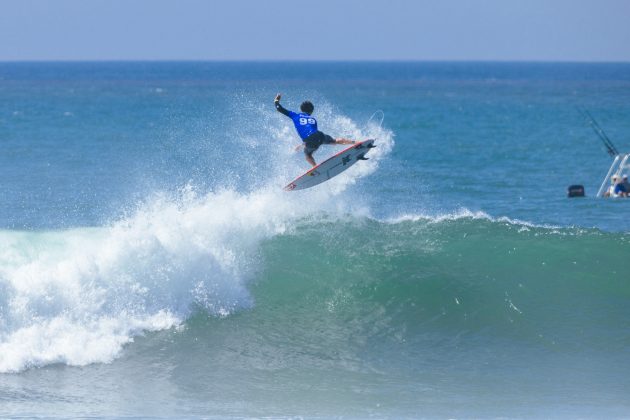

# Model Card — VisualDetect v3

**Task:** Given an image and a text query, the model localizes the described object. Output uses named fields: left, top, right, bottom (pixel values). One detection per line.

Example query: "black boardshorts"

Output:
left=303, top=131, right=335, bottom=156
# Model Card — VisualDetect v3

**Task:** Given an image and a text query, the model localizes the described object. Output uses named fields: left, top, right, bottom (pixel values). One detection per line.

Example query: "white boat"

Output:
left=578, top=108, right=629, bottom=198
left=597, top=153, right=630, bottom=198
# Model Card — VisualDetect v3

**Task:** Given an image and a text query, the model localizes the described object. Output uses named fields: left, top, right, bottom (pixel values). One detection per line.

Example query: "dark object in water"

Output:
left=568, top=185, right=585, bottom=197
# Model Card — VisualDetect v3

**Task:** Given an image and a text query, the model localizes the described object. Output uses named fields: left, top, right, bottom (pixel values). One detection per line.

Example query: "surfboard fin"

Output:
left=357, top=154, right=369, bottom=161
left=367, top=144, right=376, bottom=149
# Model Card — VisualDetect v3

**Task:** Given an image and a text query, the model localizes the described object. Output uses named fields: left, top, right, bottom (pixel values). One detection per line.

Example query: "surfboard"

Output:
left=284, top=139, right=376, bottom=191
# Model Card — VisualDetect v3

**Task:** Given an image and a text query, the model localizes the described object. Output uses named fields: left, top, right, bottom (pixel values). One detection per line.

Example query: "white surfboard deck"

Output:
left=284, top=139, right=375, bottom=191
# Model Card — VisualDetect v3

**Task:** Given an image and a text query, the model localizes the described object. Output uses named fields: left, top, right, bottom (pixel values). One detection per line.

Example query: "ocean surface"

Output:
left=0, top=61, right=629, bottom=418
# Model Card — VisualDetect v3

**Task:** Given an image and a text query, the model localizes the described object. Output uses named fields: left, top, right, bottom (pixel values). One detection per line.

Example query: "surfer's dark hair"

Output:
left=300, top=101, right=314, bottom=114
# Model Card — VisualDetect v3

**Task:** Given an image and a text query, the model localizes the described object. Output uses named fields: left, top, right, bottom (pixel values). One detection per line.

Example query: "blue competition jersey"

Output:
left=287, top=111, right=318, bottom=140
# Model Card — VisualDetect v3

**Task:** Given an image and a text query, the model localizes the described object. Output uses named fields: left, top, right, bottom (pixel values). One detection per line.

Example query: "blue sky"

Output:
left=1, top=0, right=629, bottom=61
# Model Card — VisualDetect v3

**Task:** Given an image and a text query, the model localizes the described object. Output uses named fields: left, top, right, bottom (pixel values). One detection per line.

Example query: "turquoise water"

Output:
left=0, top=62, right=629, bottom=418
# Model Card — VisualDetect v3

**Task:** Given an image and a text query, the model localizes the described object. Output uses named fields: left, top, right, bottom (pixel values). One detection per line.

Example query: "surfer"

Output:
left=274, top=94, right=357, bottom=166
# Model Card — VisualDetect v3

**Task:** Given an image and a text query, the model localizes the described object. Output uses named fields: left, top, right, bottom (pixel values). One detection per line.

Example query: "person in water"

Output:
left=613, top=175, right=628, bottom=197
left=274, top=94, right=357, bottom=166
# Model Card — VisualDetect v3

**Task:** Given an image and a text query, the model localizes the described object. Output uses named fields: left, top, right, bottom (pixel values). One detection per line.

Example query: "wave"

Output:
left=0, top=111, right=394, bottom=373
left=2, top=202, right=627, bottom=373
left=248, top=215, right=630, bottom=375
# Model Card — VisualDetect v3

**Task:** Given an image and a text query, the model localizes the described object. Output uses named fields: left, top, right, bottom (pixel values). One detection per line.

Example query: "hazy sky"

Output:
left=1, top=0, right=629, bottom=61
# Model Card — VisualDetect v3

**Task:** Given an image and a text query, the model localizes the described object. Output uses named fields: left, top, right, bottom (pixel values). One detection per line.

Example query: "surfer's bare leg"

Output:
left=305, top=153, right=317, bottom=167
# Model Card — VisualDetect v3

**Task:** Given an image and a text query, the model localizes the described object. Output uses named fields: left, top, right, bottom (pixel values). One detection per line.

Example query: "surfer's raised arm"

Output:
left=274, top=93, right=291, bottom=117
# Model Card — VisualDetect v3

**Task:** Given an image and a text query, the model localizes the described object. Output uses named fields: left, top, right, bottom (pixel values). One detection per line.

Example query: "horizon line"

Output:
left=1, top=58, right=630, bottom=65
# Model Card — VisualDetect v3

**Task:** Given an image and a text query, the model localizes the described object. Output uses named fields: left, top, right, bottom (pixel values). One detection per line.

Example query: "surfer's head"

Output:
left=300, top=101, right=314, bottom=115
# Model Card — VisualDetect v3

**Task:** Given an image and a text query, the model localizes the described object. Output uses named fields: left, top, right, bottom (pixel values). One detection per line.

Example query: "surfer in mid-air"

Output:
left=274, top=94, right=357, bottom=166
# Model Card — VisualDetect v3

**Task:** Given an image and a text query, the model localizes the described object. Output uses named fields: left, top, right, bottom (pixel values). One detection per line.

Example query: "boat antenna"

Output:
left=578, top=108, right=619, bottom=157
